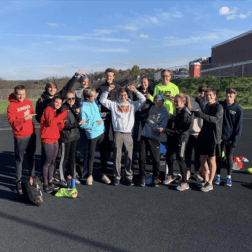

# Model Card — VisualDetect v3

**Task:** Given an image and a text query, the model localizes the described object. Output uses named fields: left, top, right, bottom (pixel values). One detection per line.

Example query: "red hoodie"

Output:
left=40, top=106, right=68, bottom=144
left=7, top=93, right=35, bottom=138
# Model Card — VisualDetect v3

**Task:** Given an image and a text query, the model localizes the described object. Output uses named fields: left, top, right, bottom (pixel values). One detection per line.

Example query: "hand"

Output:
left=79, top=119, right=86, bottom=125
left=75, top=71, right=86, bottom=77
left=108, top=85, right=115, bottom=91
left=169, top=95, right=175, bottom=101
left=24, top=113, right=36, bottom=121
left=97, top=120, right=102, bottom=125
left=195, top=97, right=200, bottom=103
left=146, top=94, right=151, bottom=99
left=75, top=108, right=80, bottom=114
left=127, top=86, right=137, bottom=92
left=156, top=127, right=164, bottom=132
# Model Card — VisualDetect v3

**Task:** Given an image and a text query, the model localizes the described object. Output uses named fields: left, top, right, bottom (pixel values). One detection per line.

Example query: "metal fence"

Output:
left=0, top=89, right=43, bottom=100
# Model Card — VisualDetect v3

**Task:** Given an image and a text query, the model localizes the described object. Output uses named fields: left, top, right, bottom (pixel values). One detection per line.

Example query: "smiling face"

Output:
left=53, top=98, right=63, bottom=110
left=174, top=97, right=185, bottom=109
left=66, top=93, right=75, bottom=107
left=47, top=84, right=57, bottom=97
left=81, top=78, right=89, bottom=89
left=206, top=91, right=216, bottom=105
left=106, top=71, right=115, bottom=84
left=141, top=78, right=149, bottom=90
left=119, top=91, right=128, bottom=103
left=15, top=89, right=26, bottom=103
left=162, top=70, right=171, bottom=85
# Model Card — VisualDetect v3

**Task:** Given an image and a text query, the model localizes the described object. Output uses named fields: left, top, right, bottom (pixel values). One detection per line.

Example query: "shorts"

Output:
left=200, top=141, right=221, bottom=157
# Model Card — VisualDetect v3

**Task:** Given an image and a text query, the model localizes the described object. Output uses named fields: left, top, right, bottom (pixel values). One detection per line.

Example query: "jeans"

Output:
left=77, top=129, right=89, bottom=171
left=14, top=134, right=36, bottom=184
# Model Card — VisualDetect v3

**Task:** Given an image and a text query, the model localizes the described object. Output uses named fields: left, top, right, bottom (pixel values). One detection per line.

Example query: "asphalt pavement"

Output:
left=0, top=112, right=252, bottom=252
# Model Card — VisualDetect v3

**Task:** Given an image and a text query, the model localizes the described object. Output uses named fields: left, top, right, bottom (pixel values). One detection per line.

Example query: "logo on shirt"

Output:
left=149, top=111, right=161, bottom=121
left=117, top=104, right=130, bottom=113
left=159, top=91, right=171, bottom=100
left=229, top=110, right=236, bottom=115
left=17, top=105, right=31, bottom=112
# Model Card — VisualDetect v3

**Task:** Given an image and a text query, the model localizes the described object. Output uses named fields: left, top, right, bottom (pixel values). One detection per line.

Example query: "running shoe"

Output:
left=48, top=183, right=60, bottom=191
left=193, top=173, right=204, bottom=182
left=224, top=178, right=232, bottom=187
left=139, top=176, right=145, bottom=187
left=201, top=182, right=213, bottom=192
left=86, top=176, right=93, bottom=186
left=75, top=178, right=81, bottom=185
left=176, top=183, right=190, bottom=191
left=127, top=179, right=134, bottom=186
left=101, top=174, right=111, bottom=185
left=213, top=176, right=221, bottom=185
left=114, top=179, right=120, bottom=186
left=59, top=180, right=68, bottom=188
left=163, top=175, right=177, bottom=185
left=198, top=180, right=208, bottom=188
left=153, top=178, right=159, bottom=187
left=43, top=185, right=53, bottom=193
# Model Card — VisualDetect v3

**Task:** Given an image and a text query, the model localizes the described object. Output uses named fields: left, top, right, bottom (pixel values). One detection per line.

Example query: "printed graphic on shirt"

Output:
left=117, top=104, right=130, bottom=113
left=148, top=110, right=161, bottom=122
left=159, top=91, right=171, bottom=100
left=17, top=105, right=31, bottom=112
left=24, top=109, right=30, bottom=116
left=229, top=110, right=236, bottom=115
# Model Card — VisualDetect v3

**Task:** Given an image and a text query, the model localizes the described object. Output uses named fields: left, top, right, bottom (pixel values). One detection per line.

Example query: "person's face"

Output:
left=198, top=91, right=205, bottom=98
left=141, top=78, right=149, bottom=90
left=174, top=97, right=185, bottom=109
left=155, top=98, right=163, bottom=109
left=206, top=91, right=216, bottom=104
left=106, top=72, right=115, bottom=84
left=81, top=79, right=89, bottom=89
left=15, top=89, right=26, bottom=103
left=162, top=71, right=171, bottom=84
left=119, top=91, right=128, bottom=103
left=226, top=92, right=236, bottom=105
left=53, top=98, right=62, bottom=110
left=66, top=93, right=75, bottom=107
left=88, top=91, right=96, bottom=103
left=47, top=85, right=57, bottom=96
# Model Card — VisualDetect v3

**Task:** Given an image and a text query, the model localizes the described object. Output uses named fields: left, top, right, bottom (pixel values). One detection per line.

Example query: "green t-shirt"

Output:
left=149, top=82, right=179, bottom=115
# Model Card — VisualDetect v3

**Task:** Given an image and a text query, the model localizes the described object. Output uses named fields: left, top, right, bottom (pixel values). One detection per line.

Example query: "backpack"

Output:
left=21, top=176, right=44, bottom=206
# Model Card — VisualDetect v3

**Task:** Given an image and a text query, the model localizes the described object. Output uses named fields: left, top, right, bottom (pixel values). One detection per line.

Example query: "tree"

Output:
left=131, top=65, right=142, bottom=74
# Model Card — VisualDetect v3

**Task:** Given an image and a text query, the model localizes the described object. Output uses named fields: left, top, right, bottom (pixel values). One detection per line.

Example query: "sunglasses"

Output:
left=67, top=97, right=75, bottom=101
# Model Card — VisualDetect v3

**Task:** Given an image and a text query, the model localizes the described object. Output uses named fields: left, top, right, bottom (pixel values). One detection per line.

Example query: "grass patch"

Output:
left=0, top=99, right=37, bottom=114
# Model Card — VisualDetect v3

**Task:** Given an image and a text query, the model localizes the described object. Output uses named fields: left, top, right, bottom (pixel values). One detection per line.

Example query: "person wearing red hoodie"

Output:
left=40, top=95, right=68, bottom=193
left=7, top=85, right=37, bottom=196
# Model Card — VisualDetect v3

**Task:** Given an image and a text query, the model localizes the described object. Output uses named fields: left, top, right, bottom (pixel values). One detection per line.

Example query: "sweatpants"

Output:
left=77, top=129, right=88, bottom=171
left=104, top=116, right=113, bottom=157
left=59, top=139, right=77, bottom=180
left=139, top=136, right=160, bottom=179
left=42, top=142, right=58, bottom=185
left=185, top=134, right=201, bottom=173
left=166, top=135, right=188, bottom=183
left=216, top=141, right=235, bottom=176
left=87, top=133, right=107, bottom=175
left=113, top=132, right=133, bottom=180
left=14, top=134, right=36, bottom=184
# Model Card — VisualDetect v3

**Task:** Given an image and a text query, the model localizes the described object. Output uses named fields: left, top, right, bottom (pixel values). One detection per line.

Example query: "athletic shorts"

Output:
left=200, top=141, right=221, bottom=157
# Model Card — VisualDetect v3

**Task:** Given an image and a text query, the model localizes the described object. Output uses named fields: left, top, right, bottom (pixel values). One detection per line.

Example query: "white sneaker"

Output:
left=193, top=173, right=204, bottom=182
left=101, top=174, right=111, bottom=184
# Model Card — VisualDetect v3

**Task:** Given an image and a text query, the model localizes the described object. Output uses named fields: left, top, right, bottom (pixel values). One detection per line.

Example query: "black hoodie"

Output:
left=35, top=75, right=77, bottom=123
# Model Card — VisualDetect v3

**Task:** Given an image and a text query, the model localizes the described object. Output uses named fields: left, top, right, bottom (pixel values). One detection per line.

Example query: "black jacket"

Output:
left=60, top=103, right=80, bottom=143
left=35, top=75, right=77, bottom=123
left=198, top=102, right=223, bottom=144
left=164, top=107, right=192, bottom=143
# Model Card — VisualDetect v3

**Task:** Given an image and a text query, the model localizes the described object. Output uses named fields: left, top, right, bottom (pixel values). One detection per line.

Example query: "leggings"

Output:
left=166, top=135, right=188, bottom=183
left=217, top=141, right=235, bottom=176
left=42, top=142, right=59, bottom=185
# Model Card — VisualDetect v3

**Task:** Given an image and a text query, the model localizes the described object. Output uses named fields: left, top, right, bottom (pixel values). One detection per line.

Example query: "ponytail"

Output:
left=175, top=93, right=192, bottom=110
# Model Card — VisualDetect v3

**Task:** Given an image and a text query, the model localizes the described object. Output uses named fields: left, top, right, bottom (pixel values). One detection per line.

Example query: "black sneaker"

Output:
left=43, top=185, right=53, bottom=193
left=16, top=181, right=23, bottom=197
left=48, top=182, right=60, bottom=191
left=127, top=179, right=134, bottom=186
left=114, top=179, right=120, bottom=186
left=52, top=175, right=60, bottom=182
left=153, top=178, right=159, bottom=188
left=139, top=176, right=145, bottom=187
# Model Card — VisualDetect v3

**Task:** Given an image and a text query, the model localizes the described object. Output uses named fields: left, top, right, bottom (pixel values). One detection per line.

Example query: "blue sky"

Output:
left=0, top=0, right=251, bottom=80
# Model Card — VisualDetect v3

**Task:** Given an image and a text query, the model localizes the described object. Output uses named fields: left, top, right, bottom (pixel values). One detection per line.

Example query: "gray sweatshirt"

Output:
left=141, top=106, right=168, bottom=139
left=99, top=90, right=146, bottom=133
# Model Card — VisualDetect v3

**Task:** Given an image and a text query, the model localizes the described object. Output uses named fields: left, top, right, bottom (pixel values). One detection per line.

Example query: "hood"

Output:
left=8, top=93, right=18, bottom=103
left=41, top=91, right=52, bottom=100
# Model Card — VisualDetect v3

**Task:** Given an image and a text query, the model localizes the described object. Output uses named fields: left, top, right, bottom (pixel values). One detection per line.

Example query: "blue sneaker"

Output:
left=176, top=183, right=189, bottom=191
left=213, top=176, right=221, bottom=185
left=224, top=178, right=232, bottom=187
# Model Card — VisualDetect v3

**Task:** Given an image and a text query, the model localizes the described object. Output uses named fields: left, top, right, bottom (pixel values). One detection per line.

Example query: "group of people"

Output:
left=7, top=68, right=243, bottom=195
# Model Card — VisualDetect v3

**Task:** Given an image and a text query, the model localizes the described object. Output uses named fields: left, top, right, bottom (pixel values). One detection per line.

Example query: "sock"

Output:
left=227, top=175, right=231, bottom=179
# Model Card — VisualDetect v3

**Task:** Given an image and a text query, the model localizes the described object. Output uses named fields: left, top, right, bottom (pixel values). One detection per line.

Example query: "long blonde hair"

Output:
left=175, top=93, right=192, bottom=111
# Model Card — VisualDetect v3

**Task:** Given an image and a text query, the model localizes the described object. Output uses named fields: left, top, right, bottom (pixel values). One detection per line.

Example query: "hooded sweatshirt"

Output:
left=7, top=93, right=35, bottom=138
left=40, top=106, right=68, bottom=144
left=99, top=90, right=146, bottom=133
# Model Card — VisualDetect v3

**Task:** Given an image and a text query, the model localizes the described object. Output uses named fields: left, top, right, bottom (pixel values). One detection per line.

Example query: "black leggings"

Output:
left=166, top=135, right=188, bottom=183
left=217, top=142, right=235, bottom=175
left=88, top=133, right=107, bottom=175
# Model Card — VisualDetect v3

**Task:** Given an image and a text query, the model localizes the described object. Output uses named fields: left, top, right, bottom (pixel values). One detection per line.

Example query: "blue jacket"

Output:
left=79, top=101, right=105, bottom=139
left=219, top=101, right=243, bottom=144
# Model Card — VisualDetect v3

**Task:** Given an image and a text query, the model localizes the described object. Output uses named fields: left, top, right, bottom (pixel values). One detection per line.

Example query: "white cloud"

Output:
left=47, top=23, right=60, bottom=27
left=116, top=25, right=139, bottom=31
left=140, top=34, right=149, bottom=39
left=219, top=6, right=252, bottom=20
left=219, top=7, right=237, bottom=15
left=94, top=48, right=128, bottom=53
left=92, top=29, right=118, bottom=36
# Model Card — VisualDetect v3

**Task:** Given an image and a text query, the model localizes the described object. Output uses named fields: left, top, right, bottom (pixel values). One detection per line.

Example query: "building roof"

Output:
left=211, top=30, right=252, bottom=49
